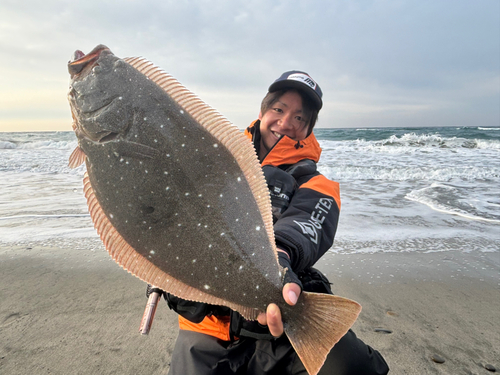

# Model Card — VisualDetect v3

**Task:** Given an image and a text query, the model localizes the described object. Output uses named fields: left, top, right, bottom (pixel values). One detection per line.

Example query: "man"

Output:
left=152, top=71, right=389, bottom=374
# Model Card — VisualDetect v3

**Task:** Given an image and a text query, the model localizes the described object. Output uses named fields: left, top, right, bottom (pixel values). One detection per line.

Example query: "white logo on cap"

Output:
left=287, top=73, right=317, bottom=90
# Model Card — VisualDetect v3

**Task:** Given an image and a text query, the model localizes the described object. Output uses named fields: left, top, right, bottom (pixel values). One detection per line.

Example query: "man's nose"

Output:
left=279, top=114, right=294, bottom=130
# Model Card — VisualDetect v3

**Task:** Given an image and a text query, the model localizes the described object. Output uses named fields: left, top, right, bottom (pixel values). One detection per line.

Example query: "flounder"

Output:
left=67, top=44, right=361, bottom=375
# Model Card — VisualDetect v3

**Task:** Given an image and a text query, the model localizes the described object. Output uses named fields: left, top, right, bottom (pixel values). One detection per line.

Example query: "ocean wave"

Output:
left=405, top=183, right=500, bottom=223
left=18, top=140, right=77, bottom=150
left=0, top=141, right=17, bottom=149
left=478, top=127, right=500, bottom=131
left=320, top=164, right=499, bottom=182
left=320, top=134, right=500, bottom=151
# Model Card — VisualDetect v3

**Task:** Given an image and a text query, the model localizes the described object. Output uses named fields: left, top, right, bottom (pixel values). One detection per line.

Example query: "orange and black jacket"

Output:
left=169, top=120, right=341, bottom=340
left=245, top=120, right=341, bottom=273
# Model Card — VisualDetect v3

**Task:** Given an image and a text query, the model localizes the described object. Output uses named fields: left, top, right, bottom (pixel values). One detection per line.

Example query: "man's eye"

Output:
left=273, top=108, right=283, bottom=113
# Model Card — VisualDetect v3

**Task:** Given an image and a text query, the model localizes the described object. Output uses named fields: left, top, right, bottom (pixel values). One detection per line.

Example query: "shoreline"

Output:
left=1, top=244, right=499, bottom=374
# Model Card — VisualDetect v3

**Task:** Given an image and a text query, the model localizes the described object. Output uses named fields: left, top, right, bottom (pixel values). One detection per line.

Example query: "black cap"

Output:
left=268, top=70, right=323, bottom=110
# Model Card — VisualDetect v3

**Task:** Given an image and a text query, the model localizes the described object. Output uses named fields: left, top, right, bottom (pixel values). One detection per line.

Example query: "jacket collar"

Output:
left=244, top=120, right=322, bottom=167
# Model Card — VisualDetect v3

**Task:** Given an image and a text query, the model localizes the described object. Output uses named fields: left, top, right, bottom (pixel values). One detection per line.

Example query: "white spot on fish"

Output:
left=235, top=219, right=239, bottom=222
left=220, top=194, right=223, bottom=198
left=209, top=244, right=212, bottom=248
left=237, top=177, right=241, bottom=182
left=164, top=171, right=168, bottom=175
left=154, top=139, right=158, bottom=143
left=239, top=265, right=243, bottom=270
left=256, top=285, right=259, bottom=289
left=145, top=170, right=148, bottom=173
left=204, top=285, right=210, bottom=290
left=221, top=233, right=225, bottom=236
left=198, top=194, right=202, bottom=197
left=150, top=251, right=155, bottom=255
left=213, top=144, right=218, bottom=148
left=214, top=266, right=217, bottom=270
left=110, top=214, right=114, bottom=219
left=166, top=187, right=170, bottom=191
left=256, top=226, right=261, bottom=231
left=166, top=154, right=170, bottom=157
left=119, top=97, right=123, bottom=100
left=144, top=117, right=147, bottom=121
left=180, top=110, right=184, bottom=114
left=192, top=259, right=197, bottom=263
left=182, top=144, right=185, bottom=147
left=185, top=193, right=190, bottom=196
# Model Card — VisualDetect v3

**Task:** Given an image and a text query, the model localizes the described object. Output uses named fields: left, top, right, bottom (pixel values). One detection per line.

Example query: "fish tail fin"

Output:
left=284, top=292, right=362, bottom=375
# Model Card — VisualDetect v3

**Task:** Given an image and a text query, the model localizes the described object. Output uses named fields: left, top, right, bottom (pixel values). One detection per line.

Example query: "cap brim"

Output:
left=269, top=80, right=322, bottom=110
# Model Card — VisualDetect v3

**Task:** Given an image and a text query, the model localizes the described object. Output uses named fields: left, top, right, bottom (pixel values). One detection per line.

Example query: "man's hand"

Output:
left=257, top=282, right=302, bottom=337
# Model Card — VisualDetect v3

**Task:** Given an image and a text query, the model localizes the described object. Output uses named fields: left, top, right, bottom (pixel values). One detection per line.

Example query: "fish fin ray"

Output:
left=284, top=292, right=362, bottom=375
left=123, top=56, right=278, bottom=262
left=68, top=146, right=86, bottom=168
left=82, top=173, right=259, bottom=320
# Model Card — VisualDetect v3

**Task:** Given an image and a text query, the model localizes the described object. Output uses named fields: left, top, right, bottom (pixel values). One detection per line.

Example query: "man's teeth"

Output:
left=273, top=132, right=282, bottom=138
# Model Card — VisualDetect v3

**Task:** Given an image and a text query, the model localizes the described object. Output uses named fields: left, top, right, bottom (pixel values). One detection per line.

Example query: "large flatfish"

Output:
left=67, top=44, right=361, bottom=375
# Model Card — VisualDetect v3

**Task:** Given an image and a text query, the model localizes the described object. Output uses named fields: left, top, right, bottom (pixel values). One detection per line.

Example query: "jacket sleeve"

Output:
left=273, top=173, right=340, bottom=273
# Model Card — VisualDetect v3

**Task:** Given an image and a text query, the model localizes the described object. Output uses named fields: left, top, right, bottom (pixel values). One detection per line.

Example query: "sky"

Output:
left=0, top=0, right=499, bottom=132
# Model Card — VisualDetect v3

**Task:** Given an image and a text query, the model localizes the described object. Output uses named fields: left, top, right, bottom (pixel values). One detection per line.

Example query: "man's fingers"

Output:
left=257, top=283, right=301, bottom=337
left=266, top=303, right=283, bottom=337
left=283, top=283, right=301, bottom=306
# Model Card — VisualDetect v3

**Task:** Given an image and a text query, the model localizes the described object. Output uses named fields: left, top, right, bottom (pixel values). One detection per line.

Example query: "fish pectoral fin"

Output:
left=284, top=292, right=362, bottom=375
left=116, top=141, right=161, bottom=160
left=68, top=146, right=86, bottom=168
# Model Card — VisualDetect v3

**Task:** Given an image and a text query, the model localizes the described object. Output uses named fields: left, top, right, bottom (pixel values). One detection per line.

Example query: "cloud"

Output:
left=0, top=0, right=498, bottom=131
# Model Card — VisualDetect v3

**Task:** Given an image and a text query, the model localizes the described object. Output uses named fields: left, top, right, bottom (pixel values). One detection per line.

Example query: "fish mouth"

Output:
left=96, top=131, right=119, bottom=143
left=68, top=44, right=111, bottom=77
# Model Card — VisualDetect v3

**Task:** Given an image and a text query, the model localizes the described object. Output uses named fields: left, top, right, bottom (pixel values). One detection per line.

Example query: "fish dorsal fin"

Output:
left=123, top=57, right=277, bottom=261
left=84, top=172, right=261, bottom=320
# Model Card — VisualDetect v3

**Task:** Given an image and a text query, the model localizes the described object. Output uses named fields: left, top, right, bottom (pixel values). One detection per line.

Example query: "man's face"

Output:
left=258, top=90, right=309, bottom=158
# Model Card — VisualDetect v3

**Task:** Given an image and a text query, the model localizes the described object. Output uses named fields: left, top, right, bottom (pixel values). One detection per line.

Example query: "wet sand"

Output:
left=1, top=244, right=499, bottom=374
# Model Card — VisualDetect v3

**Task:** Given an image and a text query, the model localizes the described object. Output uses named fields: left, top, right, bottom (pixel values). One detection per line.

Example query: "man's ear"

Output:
left=258, top=111, right=263, bottom=120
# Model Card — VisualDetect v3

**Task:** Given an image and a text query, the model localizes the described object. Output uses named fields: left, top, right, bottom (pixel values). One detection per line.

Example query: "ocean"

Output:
left=0, top=126, right=499, bottom=256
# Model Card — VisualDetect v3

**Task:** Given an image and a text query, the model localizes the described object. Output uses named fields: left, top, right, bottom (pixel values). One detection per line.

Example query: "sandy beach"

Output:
left=1, top=243, right=498, bottom=374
